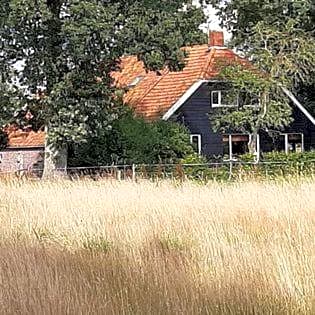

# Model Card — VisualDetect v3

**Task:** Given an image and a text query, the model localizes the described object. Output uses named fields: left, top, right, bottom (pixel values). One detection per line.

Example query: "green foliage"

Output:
left=298, top=81, right=315, bottom=116
left=83, top=236, right=112, bottom=253
left=0, top=0, right=207, bottom=159
left=236, top=151, right=315, bottom=179
left=209, top=0, right=314, bottom=50
left=210, top=65, right=293, bottom=140
left=180, top=153, right=207, bottom=165
left=262, top=151, right=315, bottom=163
left=209, top=0, right=315, bottom=115
left=69, top=111, right=194, bottom=166
left=179, top=153, right=231, bottom=181
left=0, top=129, right=8, bottom=149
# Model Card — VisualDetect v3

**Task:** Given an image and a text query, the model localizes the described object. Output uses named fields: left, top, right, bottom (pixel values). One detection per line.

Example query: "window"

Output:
left=211, top=90, right=239, bottom=107
left=212, top=90, right=260, bottom=108
left=190, top=134, right=202, bottom=155
left=223, top=134, right=250, bottom=160
left=128, top=76, right=144, bottom=88
left=280, top=133, right=304, bottom=154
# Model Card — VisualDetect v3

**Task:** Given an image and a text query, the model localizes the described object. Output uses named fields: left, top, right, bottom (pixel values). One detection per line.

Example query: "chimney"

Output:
left=208, top=31, right=224, bottom=47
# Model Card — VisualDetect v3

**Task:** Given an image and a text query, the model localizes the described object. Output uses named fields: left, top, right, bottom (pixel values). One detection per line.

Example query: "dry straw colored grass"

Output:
left=0, top=177, right=315, bottom=314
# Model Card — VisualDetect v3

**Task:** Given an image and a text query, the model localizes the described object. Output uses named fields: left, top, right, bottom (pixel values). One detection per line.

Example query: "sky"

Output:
left=193, top=0, right=232, bottom=41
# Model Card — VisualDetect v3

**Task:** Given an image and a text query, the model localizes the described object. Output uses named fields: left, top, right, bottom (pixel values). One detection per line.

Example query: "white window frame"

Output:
left=223, top=134, right=260, bottom=161
left=190, top=134, right=202, bottom=155
left=280, top=133, right=304, bottom=154
left=211, top=90, right=239, bottom=108
left=211, top=90, right=261, bottom=108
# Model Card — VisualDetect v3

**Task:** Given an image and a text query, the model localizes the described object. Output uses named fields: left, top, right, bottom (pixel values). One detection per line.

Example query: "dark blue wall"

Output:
left=171, top=82, right=315, bottom=158
left=172, top=82, right=223, bottom=157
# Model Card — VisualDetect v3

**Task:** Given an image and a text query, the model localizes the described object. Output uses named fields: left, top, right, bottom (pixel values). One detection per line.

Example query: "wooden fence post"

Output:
left=117, top=170, right=122, bottom=181
left=132, top=164, right=136, bottom=182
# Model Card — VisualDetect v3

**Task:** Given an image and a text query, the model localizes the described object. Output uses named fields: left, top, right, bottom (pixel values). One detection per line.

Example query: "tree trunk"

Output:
left=248, top=131, right=260, bottom=163
left=248, top=132, right=257, bottom=155
left=42, top=128, right=68, bottom=178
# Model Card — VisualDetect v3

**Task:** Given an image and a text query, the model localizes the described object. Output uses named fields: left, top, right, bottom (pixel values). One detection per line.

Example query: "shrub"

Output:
left=0, top=130, right=8, bottom=149
left=238, top=151, right=315, bottom=178
left=68, top=111, right=194, bottom=166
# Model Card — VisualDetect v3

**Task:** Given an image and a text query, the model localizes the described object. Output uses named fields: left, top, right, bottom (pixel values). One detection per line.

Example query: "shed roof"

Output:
left=5, top=127, right=45, bottom=148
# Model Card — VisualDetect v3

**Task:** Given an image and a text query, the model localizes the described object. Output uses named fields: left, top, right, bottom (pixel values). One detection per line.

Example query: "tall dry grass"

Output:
left=0, top=178, right=315, bottom=314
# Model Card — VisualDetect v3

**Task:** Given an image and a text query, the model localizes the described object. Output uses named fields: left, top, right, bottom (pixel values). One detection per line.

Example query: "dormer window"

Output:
left=211, top=90, right=239, bottom=108
left=128, top=76, right=144, bottom=88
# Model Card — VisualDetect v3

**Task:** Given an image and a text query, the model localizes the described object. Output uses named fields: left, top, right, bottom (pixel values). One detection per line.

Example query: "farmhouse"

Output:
left=1, top=31, right=315, bottom=172
left=113, top=31, right=315, bottom=160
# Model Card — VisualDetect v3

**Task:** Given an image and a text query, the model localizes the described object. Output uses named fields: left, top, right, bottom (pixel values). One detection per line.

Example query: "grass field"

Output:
left=0, top=177, right=315, bottom=314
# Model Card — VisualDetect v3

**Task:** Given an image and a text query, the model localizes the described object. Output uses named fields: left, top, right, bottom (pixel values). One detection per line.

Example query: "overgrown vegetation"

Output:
left=0, top=179, right=315, bottom=314
left=68, top=111, right=194, bottom=166
left=140, top=151, right=315, bottom=182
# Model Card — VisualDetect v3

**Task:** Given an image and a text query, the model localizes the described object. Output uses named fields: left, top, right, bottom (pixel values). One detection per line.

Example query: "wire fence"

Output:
left=2, top=159, right=315, bottom=181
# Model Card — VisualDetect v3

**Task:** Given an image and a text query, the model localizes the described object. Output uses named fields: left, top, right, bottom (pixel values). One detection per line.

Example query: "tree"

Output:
left=207, top=0, right=315, bottom=158
left=208, top=0, right=314, bottom=48
left=210, top=64, right=293, bottom=156
left=0, top=0, right=207, bottom=176
left=68, top=110, right=194, bottom=166
left=208, top=0, right=315, bottom=95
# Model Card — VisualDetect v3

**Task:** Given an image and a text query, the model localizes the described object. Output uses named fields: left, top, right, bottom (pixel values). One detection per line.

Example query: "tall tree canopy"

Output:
left=0, top=0, right=207, bottom=174
left=209, top=0, right=314, bottom=47
left=209, top=0, right=315, bottom=96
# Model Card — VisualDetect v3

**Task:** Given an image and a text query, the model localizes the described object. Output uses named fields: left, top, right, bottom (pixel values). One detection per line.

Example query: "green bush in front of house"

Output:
left=68, top=110, right=194, bottom=167
left=178, top=151, right=315, bottom=181
left=237, top=151, right=315, bottom=178
left=179, top=154, right=232, bottom=181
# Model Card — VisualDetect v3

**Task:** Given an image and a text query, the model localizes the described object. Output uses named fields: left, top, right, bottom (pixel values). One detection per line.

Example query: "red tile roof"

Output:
left=112, top=45, right=248, bottom=120
left=5, top=127, right=45, bottom=148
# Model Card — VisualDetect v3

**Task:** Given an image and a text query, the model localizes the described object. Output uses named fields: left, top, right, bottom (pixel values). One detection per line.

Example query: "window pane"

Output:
left=288, top=134, right=303, bottom=153
left=212, top=91, right=219, bottom=105
left=190, top=135, right=201, bottom=154
left=231, top=135, right=249, bottom=156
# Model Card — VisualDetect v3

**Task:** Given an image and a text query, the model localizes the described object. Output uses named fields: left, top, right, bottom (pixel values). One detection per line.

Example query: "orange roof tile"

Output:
left=113, top=45, right=249, bottom=120
left=6, top=127, right=45, bottom=148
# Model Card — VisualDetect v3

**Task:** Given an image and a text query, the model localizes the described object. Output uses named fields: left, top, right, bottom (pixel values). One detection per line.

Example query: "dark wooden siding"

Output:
left=260, top=107, right=315, bottom=152
left=285, top=107, right=315, bottom=150
left=172, top=82, right=223, bottom=157
left=170, top=82, right=315, bottom=158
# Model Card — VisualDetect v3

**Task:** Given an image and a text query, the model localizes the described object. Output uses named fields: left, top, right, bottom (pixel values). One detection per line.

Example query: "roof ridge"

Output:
left=135, top=68, right=170, bottom=106
left=200, top=47, right=216, bottom=79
